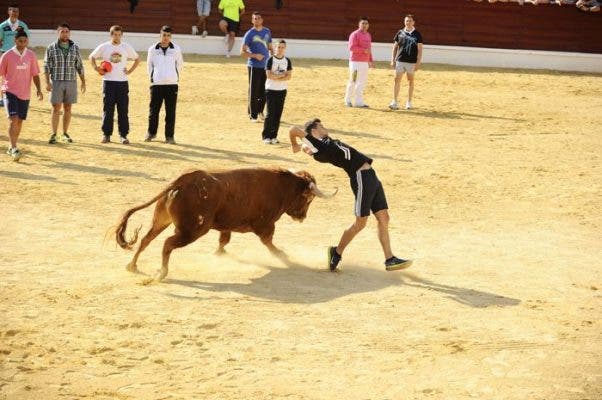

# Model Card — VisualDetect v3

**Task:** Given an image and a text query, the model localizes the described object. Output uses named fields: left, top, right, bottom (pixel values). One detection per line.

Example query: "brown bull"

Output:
left=116, top=167, right=335, bottom=282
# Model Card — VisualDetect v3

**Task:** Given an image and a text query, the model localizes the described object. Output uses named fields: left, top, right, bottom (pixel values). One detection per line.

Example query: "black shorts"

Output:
left=350, top=168, right=388, bottom=217
left=222, top=17, right=240, bottom=34
left=4, top=92, right=29, bottom=120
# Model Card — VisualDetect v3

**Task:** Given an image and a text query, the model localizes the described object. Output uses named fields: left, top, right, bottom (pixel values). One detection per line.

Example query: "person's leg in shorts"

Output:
left=4, top=92, right=29, bottom=160
left=329, top=169, right=374, bottom=265
left=368, top=169, right=412, bottom=269
left=197, top=0, right=211, bottom=37
left=395, top=61, right=416, bottom=110
left=218, top=17, right=238, bottom=56
left=49, top=81, right=77, bottom=143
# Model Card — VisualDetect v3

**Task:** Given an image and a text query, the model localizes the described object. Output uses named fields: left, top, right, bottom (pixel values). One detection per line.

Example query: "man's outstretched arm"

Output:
left=289, top=126, right=305, bottom=153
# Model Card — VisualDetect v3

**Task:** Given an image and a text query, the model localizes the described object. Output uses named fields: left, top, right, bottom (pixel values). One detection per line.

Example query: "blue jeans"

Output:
left=102, top=81, right=129, bottom=137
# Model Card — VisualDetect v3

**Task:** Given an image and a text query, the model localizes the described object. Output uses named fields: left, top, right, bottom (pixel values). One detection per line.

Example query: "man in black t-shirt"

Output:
left=289, top=118, right=413, bottom=272
left=389, top=14, right=423, bottom=110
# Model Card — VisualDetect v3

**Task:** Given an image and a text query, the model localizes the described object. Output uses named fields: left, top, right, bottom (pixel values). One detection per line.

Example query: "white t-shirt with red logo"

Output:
left=90, top=41, right=139, bottom=82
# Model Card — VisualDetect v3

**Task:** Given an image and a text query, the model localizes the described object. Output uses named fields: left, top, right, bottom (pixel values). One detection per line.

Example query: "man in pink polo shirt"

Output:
left=344, top=16, right=373, bottom=108
left=0, top=28, right=42, bottom=161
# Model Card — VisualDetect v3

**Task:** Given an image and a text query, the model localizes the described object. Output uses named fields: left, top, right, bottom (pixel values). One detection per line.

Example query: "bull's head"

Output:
left=286, top=171, right=337, bottom=222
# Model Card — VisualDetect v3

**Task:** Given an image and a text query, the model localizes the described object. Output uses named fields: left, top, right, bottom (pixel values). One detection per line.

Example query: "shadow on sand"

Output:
left=163, top=254, right=520, bottom=308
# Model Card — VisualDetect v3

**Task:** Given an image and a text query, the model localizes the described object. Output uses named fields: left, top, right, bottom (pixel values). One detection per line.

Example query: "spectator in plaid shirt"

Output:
left=44, top=22, right=85, bottom=144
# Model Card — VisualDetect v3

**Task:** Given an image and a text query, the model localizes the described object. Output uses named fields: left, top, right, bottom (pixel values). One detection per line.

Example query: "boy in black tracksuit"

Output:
left=262, top=39, right=292, bottom=144
left=289, top=118, right=413, bottom=272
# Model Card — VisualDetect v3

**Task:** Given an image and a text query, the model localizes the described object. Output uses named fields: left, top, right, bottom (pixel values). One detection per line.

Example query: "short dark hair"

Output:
left=15, top=27, right=27, bottom=39
left=8, top=4, right=19, bottom=8
left=405, top=14, right=415, bottom=21
left=109, top=25, right=123, bottom=34
left=304, top=118, right=321, bottom=135
left=359, top=16, right=369, bottom=22
left=57, top=22, right=70, bottom=30
left=252, top=11, right=262, bottom=16
left=160, top=25, right=172, bottom=33
left=277, top=39, right=286, bottom=45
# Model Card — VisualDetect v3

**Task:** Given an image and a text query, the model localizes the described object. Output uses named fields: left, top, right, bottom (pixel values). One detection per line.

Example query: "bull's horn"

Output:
left=309, top=182, right=338, bottom=199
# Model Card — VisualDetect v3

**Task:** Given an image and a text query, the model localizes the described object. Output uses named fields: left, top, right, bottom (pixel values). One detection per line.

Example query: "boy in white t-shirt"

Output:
left=261, top=39, right=292, bottom=144
left=89, top=25, right=140, bottom=144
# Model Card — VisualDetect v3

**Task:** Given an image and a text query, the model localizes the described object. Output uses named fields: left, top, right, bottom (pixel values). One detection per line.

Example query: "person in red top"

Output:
left=344, top=16, right=373, bottom=108
left=0, top=28, right=42, bottom=161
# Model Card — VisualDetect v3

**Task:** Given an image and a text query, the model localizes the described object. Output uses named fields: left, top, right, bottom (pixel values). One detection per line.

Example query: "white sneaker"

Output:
left=226, top=51, right=231, bottom=58
left=192, top=26, right=198, bottom=35
left=10, top=147, right=21, bottom=161
left=258, top=112, right=265, bottom=121
left=405, top=101, right=412, bottom=110
left=250, top=118, right=258, bottom=123
left=262, top=138, right=272, bottom=144
left=202, top=30, right=208, bottom=38
left=270, top=138, right=279, bottom=144
left=389, top=101, right=399, bottom=110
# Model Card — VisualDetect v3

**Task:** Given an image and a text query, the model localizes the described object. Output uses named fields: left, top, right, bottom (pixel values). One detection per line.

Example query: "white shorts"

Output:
left=395, top=61, right=415, bottom=74
left=197, top=0, right=211, bottom=16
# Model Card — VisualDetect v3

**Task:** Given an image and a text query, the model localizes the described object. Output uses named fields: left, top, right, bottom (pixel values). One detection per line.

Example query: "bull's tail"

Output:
left=115, top=186, right=174, bottom=250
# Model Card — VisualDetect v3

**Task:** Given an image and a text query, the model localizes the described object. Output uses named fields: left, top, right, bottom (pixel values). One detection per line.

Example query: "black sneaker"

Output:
left=144, top=134, right=156, bottom=142
left=327, top=246, right=341, bottom=272
left=48, top=134, right=57, bottom=144
left=385, top=256, right=413, bottom=271
left=61, top=133, right=73, bottom=143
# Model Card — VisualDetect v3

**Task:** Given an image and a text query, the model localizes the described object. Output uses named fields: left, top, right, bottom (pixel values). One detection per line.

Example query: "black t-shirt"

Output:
left=393, top=29, right=423, bottom=63
left=304, top=134, right=373, bottom=178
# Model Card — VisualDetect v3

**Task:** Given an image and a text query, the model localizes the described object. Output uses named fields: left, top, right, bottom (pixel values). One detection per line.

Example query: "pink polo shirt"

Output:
left=0, top=47, right=40, bottom=100
left=348, top=29, right=373, bottom=63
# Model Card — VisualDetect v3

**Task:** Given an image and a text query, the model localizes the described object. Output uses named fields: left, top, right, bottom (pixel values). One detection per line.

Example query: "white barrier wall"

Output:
left=29, top=30, right=602, bottom=73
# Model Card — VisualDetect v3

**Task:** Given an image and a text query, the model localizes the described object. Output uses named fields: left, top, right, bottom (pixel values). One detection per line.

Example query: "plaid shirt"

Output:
left=44, top=40, right=84, bottom=81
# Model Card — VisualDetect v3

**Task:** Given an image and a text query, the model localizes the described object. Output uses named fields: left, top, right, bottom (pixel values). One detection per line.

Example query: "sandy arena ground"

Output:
left=0, top=48, right=600, bottom=399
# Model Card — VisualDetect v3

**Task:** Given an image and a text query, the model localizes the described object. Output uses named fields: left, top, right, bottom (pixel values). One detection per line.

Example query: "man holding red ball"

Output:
left=89, top=25, right=140, bottom=144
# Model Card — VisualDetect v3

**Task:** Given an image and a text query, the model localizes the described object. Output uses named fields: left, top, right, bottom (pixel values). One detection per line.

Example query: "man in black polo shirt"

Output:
left=389, top=14, right=423, bottom=110
left=289, top=118, right=412, bottom=272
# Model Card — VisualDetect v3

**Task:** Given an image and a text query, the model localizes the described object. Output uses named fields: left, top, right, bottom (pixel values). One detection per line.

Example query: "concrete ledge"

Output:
left=29, top=29, right=602, bottom=73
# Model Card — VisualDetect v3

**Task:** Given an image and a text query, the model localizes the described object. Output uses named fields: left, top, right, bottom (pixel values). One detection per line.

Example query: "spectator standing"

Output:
left=241, top=11, right=272, bottom=122
left=192, top=0, right=212, bottom=37
left=44, top=23, right=86, bottom=144
left=89, top=25, right=140, bottom=144
left=389, top=14, right=423, bottom=110
left=262, top=39, right=292, bottom=144
left=0, top=28, right=42, bottom=161
left=0, top=4, right=29, bottom=107
left=0, top=4, right=29, bottom=53
left=344, top=17, right=373, bottom=108
left=145, top=26, right=184, bottom=144
left=218, top=0, right=245, bottom=57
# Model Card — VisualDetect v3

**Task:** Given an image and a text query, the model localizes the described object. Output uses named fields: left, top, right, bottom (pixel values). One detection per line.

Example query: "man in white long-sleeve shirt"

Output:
left=145, top=25, right=183, bottom=144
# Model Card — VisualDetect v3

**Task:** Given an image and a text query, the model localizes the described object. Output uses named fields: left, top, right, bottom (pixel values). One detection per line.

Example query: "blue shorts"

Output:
left=4, top=92, right=29, bottom=120
left=197, top=0, right=211, bottom=16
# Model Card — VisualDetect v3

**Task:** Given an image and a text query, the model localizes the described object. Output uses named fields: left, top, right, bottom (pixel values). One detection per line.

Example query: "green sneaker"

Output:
left=385, top=256, right=413, bottom=271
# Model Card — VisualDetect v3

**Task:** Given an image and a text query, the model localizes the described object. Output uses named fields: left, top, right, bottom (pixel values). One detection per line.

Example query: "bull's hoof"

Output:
left=139, top=277, right=156, bottom=286
left=215, top=248, right=226, bottom=256
left=126, top=262, right=138, bottom=273
left=154, top=268, right=168, bottom=282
